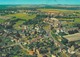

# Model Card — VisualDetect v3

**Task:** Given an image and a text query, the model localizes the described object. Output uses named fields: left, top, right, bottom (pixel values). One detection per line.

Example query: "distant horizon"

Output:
left=0, top=4, right=80, bottom=5
left=0, top=0, right=80, bottom=5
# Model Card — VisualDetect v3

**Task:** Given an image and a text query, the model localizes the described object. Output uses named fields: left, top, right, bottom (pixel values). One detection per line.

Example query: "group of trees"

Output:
left=24, top=14, right=48, bottom=25
left=68, top=29, right=78, bottom=34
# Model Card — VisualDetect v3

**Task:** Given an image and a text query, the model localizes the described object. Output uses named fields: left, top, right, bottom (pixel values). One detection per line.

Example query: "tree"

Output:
left=61, top=38, right=68, bottom=45
left=39, top=48, right=48, bottom=54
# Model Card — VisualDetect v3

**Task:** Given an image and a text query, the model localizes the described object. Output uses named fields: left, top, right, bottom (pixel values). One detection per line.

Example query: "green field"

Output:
left=0, top=19, right=5, bottom=23
left=38, top=8, right=80, bottom=12
left=7, top=13, right=36, bottom=20
left=13, top=20, right=25, bottom=30
left=75, top=18, right=80, bottom=23
left=6, top=13, right=36, bottom=30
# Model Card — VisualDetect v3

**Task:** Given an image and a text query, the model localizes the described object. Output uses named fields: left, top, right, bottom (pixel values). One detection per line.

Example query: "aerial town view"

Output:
left=0, top=0, right=80, bottom=57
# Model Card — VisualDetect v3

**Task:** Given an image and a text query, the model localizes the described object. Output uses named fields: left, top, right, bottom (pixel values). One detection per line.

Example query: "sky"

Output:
left=0, top=0, right=80, bottom=5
